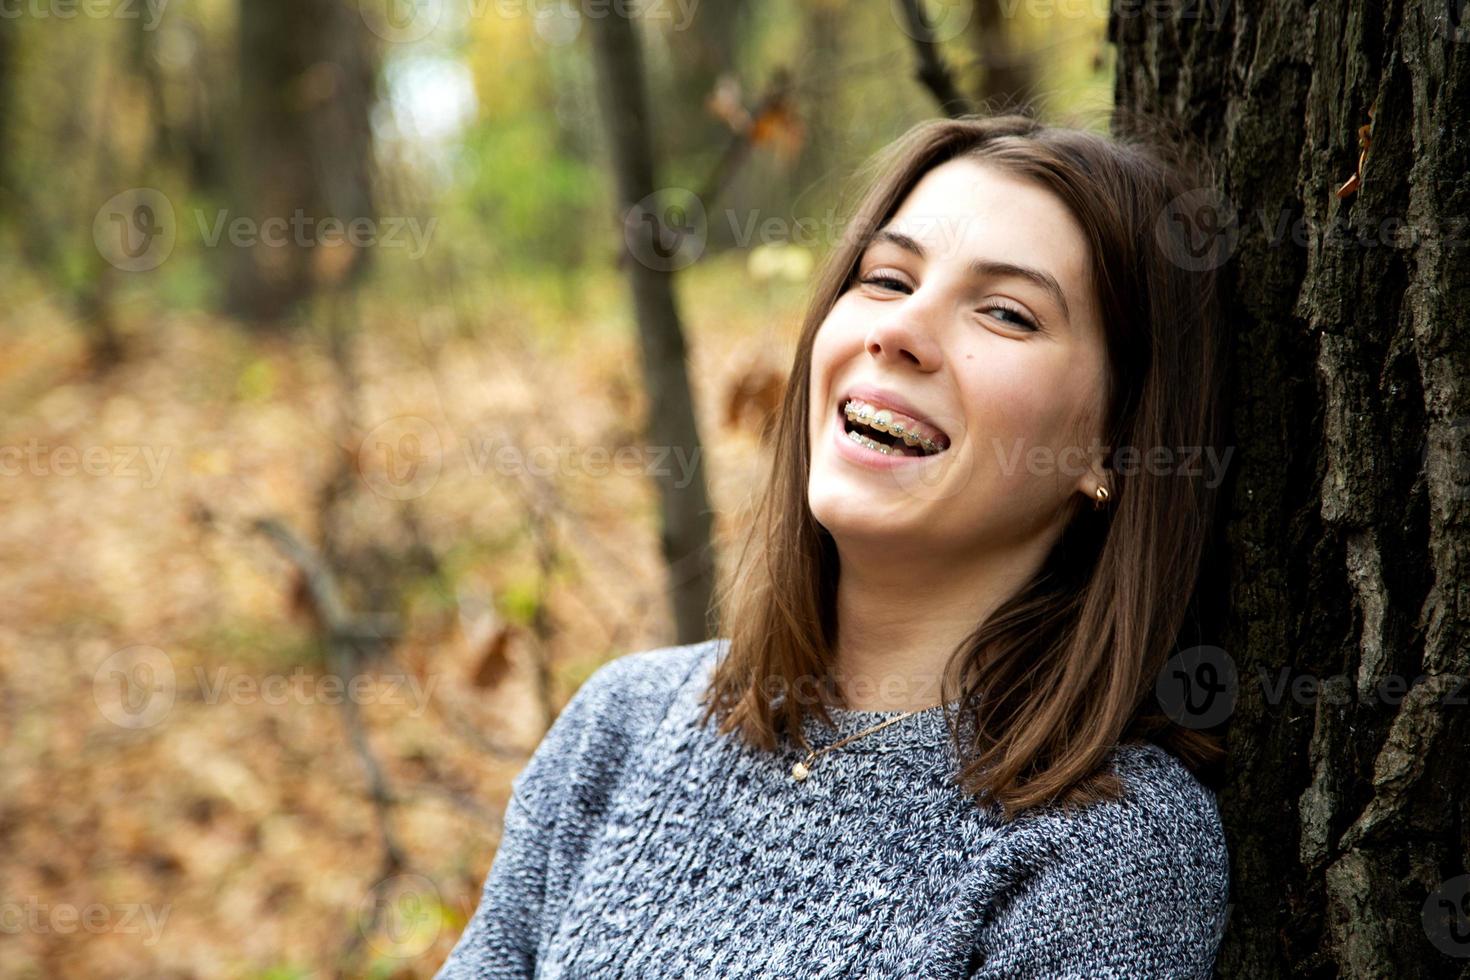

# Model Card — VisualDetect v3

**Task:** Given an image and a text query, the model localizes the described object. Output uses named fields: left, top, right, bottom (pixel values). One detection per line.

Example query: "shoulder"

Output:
left=1104, top=739, right=1227, bottom=839
left=573, top=637, right=721, bottom=709
left=508, top=638, right=721, bottom=819
left=1003, top=740, right=1226, bottom=852
left=971, top=741, right=1230, bottom=977
left=1047, top=739, right=1230, bottom=900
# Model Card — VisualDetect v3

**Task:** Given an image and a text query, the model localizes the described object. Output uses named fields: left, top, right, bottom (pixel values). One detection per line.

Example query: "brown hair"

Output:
left=696, top=110, right=1231, bottom=822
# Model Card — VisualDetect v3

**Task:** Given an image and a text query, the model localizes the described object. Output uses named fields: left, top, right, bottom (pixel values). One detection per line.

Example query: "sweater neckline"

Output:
left=798, top=698, right=968, bottom=752
left=695, top=638, right=973, bottom=753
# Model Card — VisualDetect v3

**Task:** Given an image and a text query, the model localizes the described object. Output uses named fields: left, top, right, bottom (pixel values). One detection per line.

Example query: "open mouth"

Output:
left=837, top=397, right=951, bottom=458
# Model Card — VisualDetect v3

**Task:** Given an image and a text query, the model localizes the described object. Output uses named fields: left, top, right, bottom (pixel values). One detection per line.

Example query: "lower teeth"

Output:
left=847, top=428, right=915, bottom=456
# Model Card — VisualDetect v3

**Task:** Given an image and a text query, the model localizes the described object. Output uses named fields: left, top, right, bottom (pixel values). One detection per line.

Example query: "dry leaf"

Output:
left=470, top=624, right=515, bottom=690
left=723, top=360, right=786, bottom=445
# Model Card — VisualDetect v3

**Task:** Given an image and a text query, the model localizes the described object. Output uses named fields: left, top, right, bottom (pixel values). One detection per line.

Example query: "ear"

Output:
left=1070, top=429, right=1110, bottom=502
left=1069, top=369, right=1113, bottom=505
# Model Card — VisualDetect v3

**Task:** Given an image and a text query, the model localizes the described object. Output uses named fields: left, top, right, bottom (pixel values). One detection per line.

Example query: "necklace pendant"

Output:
left=790, top=760, right=810, bottom=781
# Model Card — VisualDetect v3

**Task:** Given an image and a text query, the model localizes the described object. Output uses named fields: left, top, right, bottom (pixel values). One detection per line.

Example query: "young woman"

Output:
left=435, top=112, right=1233, bottom=978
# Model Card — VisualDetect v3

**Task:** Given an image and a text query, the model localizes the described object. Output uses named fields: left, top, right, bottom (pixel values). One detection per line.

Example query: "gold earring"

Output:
left=1093, top=484, right=1110, bottom=510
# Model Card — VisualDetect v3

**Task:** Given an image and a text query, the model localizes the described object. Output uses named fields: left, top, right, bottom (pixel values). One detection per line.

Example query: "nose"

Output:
left=863, top=294, right=944, bottom=370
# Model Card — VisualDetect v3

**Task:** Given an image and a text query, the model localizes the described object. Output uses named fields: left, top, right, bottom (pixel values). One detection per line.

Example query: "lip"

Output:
left=839, top=384, right=950, bottom=442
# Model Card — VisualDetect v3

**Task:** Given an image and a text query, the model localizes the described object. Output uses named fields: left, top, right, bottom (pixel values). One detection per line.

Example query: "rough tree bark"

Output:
left=587, top=11, right=719, bottom=646
left=1112, top=2, right=1469, bottom=977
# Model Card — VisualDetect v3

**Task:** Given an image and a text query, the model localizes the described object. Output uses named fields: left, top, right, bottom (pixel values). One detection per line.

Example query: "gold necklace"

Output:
left=790, top=707, right=928, bottom=781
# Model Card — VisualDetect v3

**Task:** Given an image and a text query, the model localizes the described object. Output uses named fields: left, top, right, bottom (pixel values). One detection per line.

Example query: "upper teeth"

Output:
left=842, top=399, right=946, bottom=455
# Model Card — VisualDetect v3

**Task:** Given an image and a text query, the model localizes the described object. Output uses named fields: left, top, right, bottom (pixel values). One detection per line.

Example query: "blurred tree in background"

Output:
left=226, top=0, right=379, bottom=321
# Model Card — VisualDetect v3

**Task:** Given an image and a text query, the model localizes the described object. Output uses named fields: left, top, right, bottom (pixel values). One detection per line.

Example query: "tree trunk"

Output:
left=587, top=11, right=719, bottom=646
left=897, top=0, right=974, bottom=117
left=0, top=20, right=11, bottom=207
left=662, top=0, right=748, bottom=177
left=968, top=0, right=1036, bottom=112
left=1112, top=4, right=1470, bottom=977
left=225, top=0, right=378, bottom=324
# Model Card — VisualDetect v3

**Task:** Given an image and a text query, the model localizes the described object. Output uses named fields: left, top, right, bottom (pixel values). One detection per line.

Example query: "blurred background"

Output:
left=0, top=1, right=1110, bottom=976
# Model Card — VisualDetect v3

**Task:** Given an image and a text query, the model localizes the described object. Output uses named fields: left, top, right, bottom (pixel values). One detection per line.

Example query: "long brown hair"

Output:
left=696, top=110, right=1230, bottom=822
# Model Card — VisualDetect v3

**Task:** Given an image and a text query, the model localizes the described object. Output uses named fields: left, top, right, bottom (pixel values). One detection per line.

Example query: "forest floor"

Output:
left=0, top=255, right=806, bottom=979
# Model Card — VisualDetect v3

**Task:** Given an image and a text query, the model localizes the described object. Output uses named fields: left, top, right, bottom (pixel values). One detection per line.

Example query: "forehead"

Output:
left=881, top=157, right=1092, bottom=296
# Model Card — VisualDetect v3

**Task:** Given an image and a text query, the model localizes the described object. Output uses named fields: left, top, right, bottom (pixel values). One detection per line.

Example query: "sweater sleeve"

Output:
left=432, top=641, right=715, bottom=979
left=431, top=654, right=622, bottom=980
left=432, top=793, right=549, bottom=980
left=968, top=746, right=1231, bottom=979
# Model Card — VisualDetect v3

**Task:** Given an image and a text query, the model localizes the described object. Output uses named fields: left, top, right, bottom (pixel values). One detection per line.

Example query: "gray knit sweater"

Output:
left=433, top=638, right=1230, bottom=979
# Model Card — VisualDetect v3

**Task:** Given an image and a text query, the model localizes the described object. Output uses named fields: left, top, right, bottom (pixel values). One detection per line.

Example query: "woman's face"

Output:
left=807, top=156, right=1109, bottom=562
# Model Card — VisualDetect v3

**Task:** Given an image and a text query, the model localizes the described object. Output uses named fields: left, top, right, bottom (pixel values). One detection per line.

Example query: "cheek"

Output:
left=808, top=321, right=840, bottom=434
left=809, top=311, right=860, bottom=397
left=962, top=357, right=1099, bottom=478
left=812, top=303, right=862, bottom=360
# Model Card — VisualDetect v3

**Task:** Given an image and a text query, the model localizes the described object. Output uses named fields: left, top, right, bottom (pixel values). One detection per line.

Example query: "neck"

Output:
left=830, top=537, right=1051, bottom=711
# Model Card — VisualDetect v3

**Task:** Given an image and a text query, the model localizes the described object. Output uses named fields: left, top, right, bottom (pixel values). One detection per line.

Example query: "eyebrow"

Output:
left=866, top=228, right=1072, bottom=323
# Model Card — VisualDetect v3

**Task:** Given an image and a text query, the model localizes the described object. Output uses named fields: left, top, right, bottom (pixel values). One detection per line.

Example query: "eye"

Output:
left=980, top=300, right=1039, bottom=332
left=856, top=269, right=913, bottom=294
